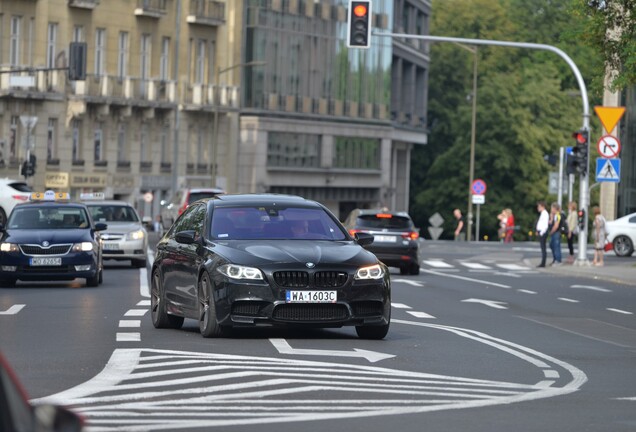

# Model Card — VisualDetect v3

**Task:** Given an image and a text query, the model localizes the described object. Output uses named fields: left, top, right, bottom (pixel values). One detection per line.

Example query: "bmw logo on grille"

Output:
left=42, top=241, right=49, bottom=247
left=306, top=262, right=315, bottom=268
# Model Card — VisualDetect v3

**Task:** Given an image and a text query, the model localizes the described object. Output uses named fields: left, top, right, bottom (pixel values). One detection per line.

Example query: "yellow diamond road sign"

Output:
left=594, top=106, right=626, bottom=134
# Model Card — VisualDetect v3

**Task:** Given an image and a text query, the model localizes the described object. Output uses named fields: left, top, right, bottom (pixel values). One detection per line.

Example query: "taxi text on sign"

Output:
left=594, top=106, right=626, bottom=134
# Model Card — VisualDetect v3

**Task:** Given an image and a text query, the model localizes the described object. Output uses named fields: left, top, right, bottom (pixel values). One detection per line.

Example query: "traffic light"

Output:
left=347, top=1, right=372, bottom=48
left=68, top=42, right=87, bottom=81
left=577, top=209, right=586, bottom=232
left=567, top=129, right=589, bottom=175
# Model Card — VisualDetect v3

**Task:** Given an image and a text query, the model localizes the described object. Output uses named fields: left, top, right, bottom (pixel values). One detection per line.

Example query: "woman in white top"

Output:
left=592, top=206, right=606, bottom=266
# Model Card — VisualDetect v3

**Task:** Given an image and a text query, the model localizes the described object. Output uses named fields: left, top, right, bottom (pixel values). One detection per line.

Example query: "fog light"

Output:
left=1, top=266, right=17, bottom=272
left=74, top=265, right=92, bottom=271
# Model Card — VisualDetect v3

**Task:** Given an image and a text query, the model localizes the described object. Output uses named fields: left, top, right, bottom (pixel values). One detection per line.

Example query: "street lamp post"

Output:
left=210, top=60, right=266, bottom=188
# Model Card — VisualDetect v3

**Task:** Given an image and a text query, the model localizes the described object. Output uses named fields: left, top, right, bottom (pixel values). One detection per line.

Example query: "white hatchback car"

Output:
left=606, top=212, right=636, bottom=257
left=0, top=178, right=32, bottom=226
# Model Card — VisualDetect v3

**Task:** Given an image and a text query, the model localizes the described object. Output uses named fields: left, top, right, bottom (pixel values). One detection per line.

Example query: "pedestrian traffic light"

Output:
left=347, top=1, right=372, bottom=48
left=567, top=129, right=589, bottom=175
left=577, top=209, right=586, bottom=232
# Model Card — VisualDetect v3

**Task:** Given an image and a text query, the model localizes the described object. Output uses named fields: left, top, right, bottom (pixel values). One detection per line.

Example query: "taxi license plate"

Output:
left=374, top=235, right=397, bottom=243
left=286, top=290, right=337, bottom=303
left=30, top=257, right=62, bottom=266
left=103, top=243, right=119, bottom=251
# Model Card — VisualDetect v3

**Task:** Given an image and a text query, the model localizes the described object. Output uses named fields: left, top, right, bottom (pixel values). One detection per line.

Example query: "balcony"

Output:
left=68, top=0, right=99, bottom=9
left=184, top=83, right=239, bottom=111
left=135, top=0, right=167, bottom=18
left=187, top=0, right=225, bottom=26
left=1, top=68, right=66, bottom=99
left=69, top=75, right=176, bottom=108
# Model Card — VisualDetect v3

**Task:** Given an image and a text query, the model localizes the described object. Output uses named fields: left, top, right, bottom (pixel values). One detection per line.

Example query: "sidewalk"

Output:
left=524, top=256, right=636, bottom=286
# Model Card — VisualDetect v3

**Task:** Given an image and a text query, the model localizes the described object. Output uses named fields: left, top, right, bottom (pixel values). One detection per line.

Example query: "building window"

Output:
left=333, top=137, right=380, bottom=170
left=160, top=37, right=170, bottom=81
left=46, top=23, right=58, bottom=69
left=94, top=125, right=103, bottom=162
left=140, top=124, right=149, bottom=162
left=9, top=116, right=19, bottom=160
left=140, top=34, right=151, bottom=80
left=160, top=124, right=169, bottom=163
left=71, top=119, right=82, bottom=162
left=267, top=133, right=320, bottom=168
left=47, top=119, right=57, bottom=160
left=118, top=31, right=129, bottom=78
left=95, top=28, right=106, bottom=76
left=73, top=25, right=84, bottom=43
left=195, top=39, right=206, bottom=84
left=10, top=16, right=21, bottom=66
left=117, top=123, right=127, bottom=162
left=196, top=124, right=205, bottom=166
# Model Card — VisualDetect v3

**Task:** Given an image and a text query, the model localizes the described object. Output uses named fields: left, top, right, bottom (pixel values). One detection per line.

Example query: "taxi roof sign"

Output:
left=594, top=106, right=626, bottom=134
left=30, top=191, right=70, bottom=201
left=80, top=192, right=105, bottom=201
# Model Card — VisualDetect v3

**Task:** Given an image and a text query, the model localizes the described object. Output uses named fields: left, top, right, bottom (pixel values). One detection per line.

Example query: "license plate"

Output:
left=374, top=235, right=397, bottom=243
left=30, top=257, right=62, bottom=266
left=286, top=290, right=337, bottom=303
left=103, top=243, right=119, bottom=250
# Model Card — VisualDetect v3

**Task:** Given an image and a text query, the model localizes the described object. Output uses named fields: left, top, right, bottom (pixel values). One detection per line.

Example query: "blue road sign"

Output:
left=596, top=158, right=620, bottom=183
left=565, top=146, right=572, bottom=155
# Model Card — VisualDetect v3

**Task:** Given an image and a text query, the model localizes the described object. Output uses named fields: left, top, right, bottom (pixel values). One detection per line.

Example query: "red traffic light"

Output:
left=353, top=4, right=368, bottom=16
left=573, top=132, right=585, bottom=144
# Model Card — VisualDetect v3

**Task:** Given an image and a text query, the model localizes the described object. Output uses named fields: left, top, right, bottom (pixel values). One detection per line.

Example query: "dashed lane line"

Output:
left=391, top=303, right=412, bottom=309
left=558, top=298, right=580, bottom=303
left=125, top=309, right=148, bottom=317
left=518, top=290, right=537, bottom=294
left=0, top=304, right=25, bottom=315
left=406, top=311, right=436, bottom=319
left=119, top=320, right=141, bottom=328
left=571, top=285, right=612, bottom=293
left=116, top=333, right=141, bottom=342
left=422, top=260, right=455, bottom=269
left=607, top=308, right=633, bottom=315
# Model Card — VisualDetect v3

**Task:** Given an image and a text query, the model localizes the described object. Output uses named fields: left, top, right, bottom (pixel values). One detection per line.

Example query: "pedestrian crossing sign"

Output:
left=596, top=158, right=621, bottom=182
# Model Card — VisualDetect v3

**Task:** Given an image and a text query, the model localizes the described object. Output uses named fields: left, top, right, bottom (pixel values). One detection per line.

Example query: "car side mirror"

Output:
left=94, top=222, right=108, bottom=231
left=355, top=232, right=374, bottom=246
left=175, top=230, right=197, bottom=244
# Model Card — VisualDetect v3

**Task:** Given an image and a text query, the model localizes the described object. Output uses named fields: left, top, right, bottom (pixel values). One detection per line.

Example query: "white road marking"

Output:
left=116, top=333, right=141, bottom=342
left=517, top=290, right=537, bottom=294
left=422, top=260, right=454, bottom=268
left=406, top=311, right=436, bottom=319
left=140, top=268, right=150, bottom=298
left=392, top=279, right=424, bottom=287
left=137, top=300, right=151, bottom=307
left=543, top=370, right=560, bottom=379
left=119, top=320, right=141, bottom=328
left=421, top=269, right=511, bottom=289
left=496, top=263, right=529, bottom=271
left=570, top=284, right=611, bottom=293
left=0, top=304, right=25, bottom=315
left=125, top=309, right=148, bottom=317
left=558, top=298, right=580, bottom=303
left=615, top=397, right=636, bottom=401
left=460, top=262, right=491, bottom=270
left=269, top=339, right=395, bottom=363
left=461, top=298, right=508, bottom=309
left=607, top=308, right=633, bottom=315
left=391, top=303, right=412, bottom=309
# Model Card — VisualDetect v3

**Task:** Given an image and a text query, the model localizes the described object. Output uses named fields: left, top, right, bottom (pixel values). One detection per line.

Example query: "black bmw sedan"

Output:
left=151, top=194, right=391, bottom=339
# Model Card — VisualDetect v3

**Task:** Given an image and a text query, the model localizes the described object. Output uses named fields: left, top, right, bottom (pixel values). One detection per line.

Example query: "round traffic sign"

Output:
left=597, top=135, right=621, bottom=158
left=471, top=179, right=487, bottom=195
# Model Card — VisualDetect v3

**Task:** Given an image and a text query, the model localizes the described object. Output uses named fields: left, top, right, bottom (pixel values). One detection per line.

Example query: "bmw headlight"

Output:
left=354, top=264, right=384, bottom=280
left=0, top=243, right=19, bottom=253
left=126, top=230, right=145, bottom=241
left=73, top=242, right=94, bottom=252
left=218, top=264, right=263, bottom=280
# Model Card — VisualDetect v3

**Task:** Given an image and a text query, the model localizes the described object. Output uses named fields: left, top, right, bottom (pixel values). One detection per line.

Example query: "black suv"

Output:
left=343, top=209, right=421, bottom=275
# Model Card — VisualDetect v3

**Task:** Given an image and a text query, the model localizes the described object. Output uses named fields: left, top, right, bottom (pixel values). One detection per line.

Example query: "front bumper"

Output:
left=102, top=239, right=147, bottom=260
left=0, top=253, right=98, bottom=282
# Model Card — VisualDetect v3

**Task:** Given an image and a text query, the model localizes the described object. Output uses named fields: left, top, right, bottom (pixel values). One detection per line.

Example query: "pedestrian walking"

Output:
left=535, top=201, right=549, bottom=267
left=592, top=206, right=607, bottom=266
left=453, top=208, right=466, bottom=241
left=548, top=202, right=563, bottom=266
left=504, top=208, right=515, bottom=243
left=566, top=201, right=578, bottom=263
left=497, top=210, right=507, bottom=242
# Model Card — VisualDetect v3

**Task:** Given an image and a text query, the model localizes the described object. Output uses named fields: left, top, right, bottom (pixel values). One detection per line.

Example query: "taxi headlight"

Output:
left=218, top=264, right=263, bottom=280
left=126, top=230, right=145, bottom=241
left=0, top=243, right=19, bottom=253
left=73, top=242, right=94, bottom=252
left=355, top=264, right=384, bottom=280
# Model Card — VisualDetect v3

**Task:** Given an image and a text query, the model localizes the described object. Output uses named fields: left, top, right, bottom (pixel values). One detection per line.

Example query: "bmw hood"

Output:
left=4, top=229, right=93, bottom=245
left=210, top=240, right=379, bottom=268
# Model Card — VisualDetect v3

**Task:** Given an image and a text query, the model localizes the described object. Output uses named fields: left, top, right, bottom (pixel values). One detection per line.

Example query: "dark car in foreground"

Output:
left=343, top=209, right=421, bottom=275
left=151, top=194, right=391, bottom=339
left=0, top=191, right=106, bottom=288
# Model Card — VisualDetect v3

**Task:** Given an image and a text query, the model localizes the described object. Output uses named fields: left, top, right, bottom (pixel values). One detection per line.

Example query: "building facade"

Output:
left=0, top=0, right=429, bottom=220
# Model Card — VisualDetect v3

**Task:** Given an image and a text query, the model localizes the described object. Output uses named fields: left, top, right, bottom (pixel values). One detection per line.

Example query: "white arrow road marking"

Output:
left=607, top=308, right=633, bottom=315
left=0, top=304, right=25, bottom=315
left=392, top=279, right=424, bottom=287
left=269, top=338, right=395, bottom=363
left=422, top=270, right=511, bottom=289
left=570, top=284, right=612, bottom=293
left=461, top=298, right=508, bottom=310
left=406, top=311, right=436, bottom=319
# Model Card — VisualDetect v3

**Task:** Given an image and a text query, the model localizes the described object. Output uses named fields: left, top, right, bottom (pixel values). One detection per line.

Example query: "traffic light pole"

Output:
left=373, top=32, right=591, bottom=264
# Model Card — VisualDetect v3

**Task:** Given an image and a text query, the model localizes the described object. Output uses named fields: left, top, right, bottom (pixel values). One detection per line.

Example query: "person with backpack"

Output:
left=548, top=202, right=563, bottom=266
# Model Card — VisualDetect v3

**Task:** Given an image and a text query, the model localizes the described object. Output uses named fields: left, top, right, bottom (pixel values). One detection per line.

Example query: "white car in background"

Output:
left=0, top=178, right=32, bottom=226
left=606, top=212, right=636, bottom=257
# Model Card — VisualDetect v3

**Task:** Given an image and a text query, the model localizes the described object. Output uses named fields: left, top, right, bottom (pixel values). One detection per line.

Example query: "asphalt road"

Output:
left=1, top=240, right=635, bottom=432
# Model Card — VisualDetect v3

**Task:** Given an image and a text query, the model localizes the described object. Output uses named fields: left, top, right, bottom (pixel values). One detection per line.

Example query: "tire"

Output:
left=151, top=269, right=184, bottom=329
left=198, top=272, right=227, bottom=338
left=399, top=266, right=409, bottom=275
left=0, top=278, right=17, bottom=288
left=613, top=235, right=634, bottom=257
left=132, top=258, right=147, bottom=268
left=409, top=264, right=420, bottom=275
left=86, top=272, right=99, bottom=287
left=0, top=208, right=6, bottom=227
left=98, top=268, right=103, bottom=284
left=356, top=323, right=390, bottom=340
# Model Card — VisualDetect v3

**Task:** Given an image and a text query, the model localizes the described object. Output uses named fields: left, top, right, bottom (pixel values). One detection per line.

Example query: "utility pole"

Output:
left=171, top=0, right=182, bottom=197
